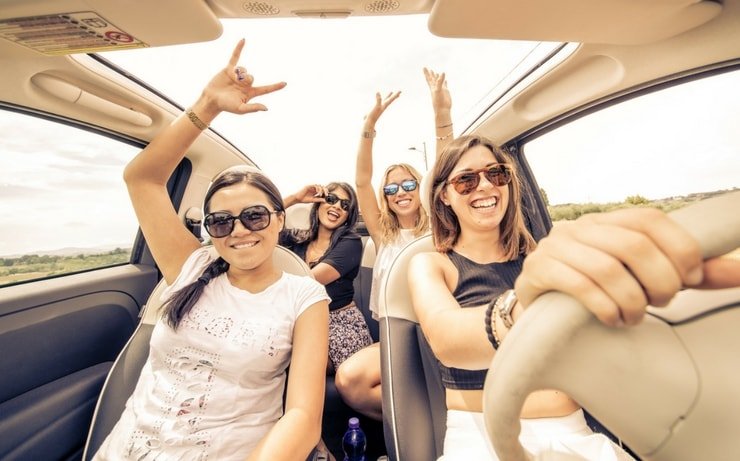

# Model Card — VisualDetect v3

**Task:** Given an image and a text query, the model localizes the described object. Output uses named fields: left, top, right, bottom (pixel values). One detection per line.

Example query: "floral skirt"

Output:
left=328, top=302, right=373, bottom=371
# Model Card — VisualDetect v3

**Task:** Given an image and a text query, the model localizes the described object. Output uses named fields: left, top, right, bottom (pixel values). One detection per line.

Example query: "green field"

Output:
left=1, top=189, right=735, bottom=287
left=0, top=248, right=130, bottom=286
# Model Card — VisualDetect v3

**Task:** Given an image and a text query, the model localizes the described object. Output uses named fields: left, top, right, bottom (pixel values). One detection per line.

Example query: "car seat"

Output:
left=379, top=233, right=445, bottom=461
left=81, top=245, right=315, bottom=459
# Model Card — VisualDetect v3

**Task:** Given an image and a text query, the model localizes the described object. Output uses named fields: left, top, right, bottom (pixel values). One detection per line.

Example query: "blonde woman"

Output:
left=333, top=90, right=429, bottom=421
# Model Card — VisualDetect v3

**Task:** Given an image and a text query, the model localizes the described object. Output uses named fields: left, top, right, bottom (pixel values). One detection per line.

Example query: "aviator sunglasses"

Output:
left=324, top=193, right=351, bottom=211
left=383, top=179, right=418, bottom=196
left=446, top=165, right=512, bottom=195
left=203, top=205, right=278, bottom=238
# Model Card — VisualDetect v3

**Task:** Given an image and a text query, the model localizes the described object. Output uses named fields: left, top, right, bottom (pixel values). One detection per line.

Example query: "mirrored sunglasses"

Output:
left=203, top=205, right=278, bottom=238
left=324, top=193, right=350, bottom=211
left=383, top=179, right=418, bottom=196
left=446, top=165, right=512, bottom=195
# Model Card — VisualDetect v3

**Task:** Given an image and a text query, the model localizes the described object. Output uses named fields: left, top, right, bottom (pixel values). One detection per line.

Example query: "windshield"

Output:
left=101, top=15, right=554, bottom=192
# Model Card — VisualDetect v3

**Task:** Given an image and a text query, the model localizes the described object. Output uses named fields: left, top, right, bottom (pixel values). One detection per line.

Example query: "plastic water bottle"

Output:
left=342, top=417, right=367, bottom=461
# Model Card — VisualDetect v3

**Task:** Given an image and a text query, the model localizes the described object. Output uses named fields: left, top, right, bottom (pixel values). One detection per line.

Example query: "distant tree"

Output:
left=539, top=188, right=550, bottom=207
left=625, top=194, right=649, bottom=205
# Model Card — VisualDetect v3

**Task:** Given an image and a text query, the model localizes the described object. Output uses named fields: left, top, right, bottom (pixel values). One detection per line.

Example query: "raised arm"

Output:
left=355, top=91, right=401, bottom=248
left=408, top=252, right=496, bottom=370
left=123, top=39, right=286, bottom=284
left=423, top=68, right=453, bottom=162
left=283, top=184, right=327, bottom=209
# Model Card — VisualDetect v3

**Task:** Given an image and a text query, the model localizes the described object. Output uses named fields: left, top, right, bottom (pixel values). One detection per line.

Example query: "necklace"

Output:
left=307, top=240, right=329, bottom=265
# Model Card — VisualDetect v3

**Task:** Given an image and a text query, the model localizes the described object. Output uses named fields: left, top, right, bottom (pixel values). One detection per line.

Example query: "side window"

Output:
left=524, top=69, right=740, bottom=226
left=0, top=109, right=140, bottom=286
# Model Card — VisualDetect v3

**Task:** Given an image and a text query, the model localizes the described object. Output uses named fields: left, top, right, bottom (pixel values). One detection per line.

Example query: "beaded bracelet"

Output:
left=436, top=131, right=453, bottom=141
left=484, top=297, right=500, bottom=350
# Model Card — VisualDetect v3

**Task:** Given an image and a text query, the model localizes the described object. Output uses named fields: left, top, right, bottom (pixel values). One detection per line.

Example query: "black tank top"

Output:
left=437, top=251, right=524, bottom=390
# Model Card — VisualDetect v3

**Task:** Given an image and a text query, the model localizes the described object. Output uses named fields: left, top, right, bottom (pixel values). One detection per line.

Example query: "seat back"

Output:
left=353, top=237, right=378, bottom=341
left=82, top=245, right=312, bottom=460
left=379, top=234, right=446, bottom=461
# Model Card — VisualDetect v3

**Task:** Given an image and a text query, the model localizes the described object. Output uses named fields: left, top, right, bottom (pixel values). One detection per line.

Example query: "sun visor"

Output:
left=0, top=0, right=222, bottom=56
left=428, top=0, right=722, bottom=45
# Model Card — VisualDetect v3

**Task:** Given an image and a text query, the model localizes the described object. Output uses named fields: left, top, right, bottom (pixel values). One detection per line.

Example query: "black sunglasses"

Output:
left=383, top=179, right=418, bottom=196
left=324, top=193, right=351, bottom=211
left=203, top=205, right=278, bottom=238
left=446, top=165, right=512, bottom=195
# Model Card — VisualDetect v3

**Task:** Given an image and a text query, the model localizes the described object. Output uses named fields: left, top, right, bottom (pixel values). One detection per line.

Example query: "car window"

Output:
left=524, top=68, right=740, bottom=224
left=0, top=109, right=140, bottom=286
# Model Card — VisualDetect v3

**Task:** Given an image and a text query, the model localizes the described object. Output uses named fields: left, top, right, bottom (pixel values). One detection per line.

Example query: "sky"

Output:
left=101, top=16, right=543, bottom=195
left=2, top=14, right=738, bottom=257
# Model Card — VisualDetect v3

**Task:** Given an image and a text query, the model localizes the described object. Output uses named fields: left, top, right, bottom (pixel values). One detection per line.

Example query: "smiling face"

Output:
left=383, top=166, right=422, bottom=222
left=207, top=182, right=284, bottom=271
left=317, top=184, right=351, bottom=231
left=441, top=144, right=510, bottom=233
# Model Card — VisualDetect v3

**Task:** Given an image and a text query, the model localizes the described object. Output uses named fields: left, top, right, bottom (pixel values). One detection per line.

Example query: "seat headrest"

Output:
left=419, top=169, right=433, bottom=215
left=285, top=202, right=312, bottom=230
left=378, top=234, right=435, bottom=322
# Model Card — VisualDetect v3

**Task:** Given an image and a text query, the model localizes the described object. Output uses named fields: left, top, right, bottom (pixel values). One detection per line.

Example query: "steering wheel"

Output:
left=484, top=190, right=740, bottom=461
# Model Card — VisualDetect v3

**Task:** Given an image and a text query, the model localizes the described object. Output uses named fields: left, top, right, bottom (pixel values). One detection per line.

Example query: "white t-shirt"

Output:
left=94, top=246, right=329, bottom=461
left=369, top=229, right=419, bottom=318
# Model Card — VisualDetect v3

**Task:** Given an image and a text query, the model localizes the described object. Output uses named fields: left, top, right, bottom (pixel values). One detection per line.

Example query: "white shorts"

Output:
left=440, top=409, right=635, bottom=461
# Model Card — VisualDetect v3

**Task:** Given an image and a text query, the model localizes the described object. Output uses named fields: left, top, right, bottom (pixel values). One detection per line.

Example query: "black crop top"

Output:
left=437, top=251, right=523, bottom=390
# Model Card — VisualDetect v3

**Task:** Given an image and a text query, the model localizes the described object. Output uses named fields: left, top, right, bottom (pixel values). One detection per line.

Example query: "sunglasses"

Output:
left=383, top=179, right=418, bottom=196
left=324, top=193, right=351, bottom=211
left=203, top=205, right=278, bottom=238
left=446, top=165, right=512, bottom=195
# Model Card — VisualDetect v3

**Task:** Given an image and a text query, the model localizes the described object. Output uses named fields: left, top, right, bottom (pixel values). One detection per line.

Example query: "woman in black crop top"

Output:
left=408, top=135, right=635, bottom=460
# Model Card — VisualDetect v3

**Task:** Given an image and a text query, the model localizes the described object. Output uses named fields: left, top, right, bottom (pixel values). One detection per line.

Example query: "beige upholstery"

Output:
left=419, top=166, right=434, bottom=221
left=379, top=234, right=446, bottom=461
left=378, top=235, right=433, bottom=322
left=284, top=202, right=312, bottom=230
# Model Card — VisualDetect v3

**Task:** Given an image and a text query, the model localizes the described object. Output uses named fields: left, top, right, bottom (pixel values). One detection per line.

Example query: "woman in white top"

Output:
left=93, top=40, right=330, bottom=461
left=334, top=68, right=453, bottom=420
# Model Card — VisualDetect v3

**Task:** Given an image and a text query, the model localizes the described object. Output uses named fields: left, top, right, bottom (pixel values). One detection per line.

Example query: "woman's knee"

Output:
left=335, top=345, right=379, bottom=396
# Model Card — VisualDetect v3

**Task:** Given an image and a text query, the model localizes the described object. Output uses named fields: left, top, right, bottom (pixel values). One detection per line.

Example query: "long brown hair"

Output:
left=377, top=163, right=429, bottom=244
left=428, top=135, right=536, bottom=259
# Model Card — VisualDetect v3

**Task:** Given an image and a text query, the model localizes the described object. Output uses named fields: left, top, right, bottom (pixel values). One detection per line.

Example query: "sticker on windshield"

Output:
left=0, top=12, right=148, bottom=55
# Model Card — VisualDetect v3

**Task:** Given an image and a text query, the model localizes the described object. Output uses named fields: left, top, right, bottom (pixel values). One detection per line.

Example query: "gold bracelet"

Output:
left=436, top=131, right=453, bottom=141
left=436, top=122, right=453, bottom=129
left=186, top=108, right=208, bottom=131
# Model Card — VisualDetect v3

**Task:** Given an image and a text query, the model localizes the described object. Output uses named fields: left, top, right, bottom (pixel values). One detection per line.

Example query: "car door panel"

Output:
left=0, top=265, right=158, bottom=461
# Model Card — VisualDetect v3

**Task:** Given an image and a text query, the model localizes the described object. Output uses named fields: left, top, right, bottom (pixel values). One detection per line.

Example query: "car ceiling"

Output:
left=0, top=0, right=739, bottom=148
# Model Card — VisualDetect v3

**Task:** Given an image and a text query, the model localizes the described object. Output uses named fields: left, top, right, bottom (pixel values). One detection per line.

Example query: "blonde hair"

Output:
left=377, top=163, right=429, bottom=245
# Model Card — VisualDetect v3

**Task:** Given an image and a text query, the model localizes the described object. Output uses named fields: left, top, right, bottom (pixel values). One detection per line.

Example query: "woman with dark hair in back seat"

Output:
left=279, top=180, right=371, bottom=460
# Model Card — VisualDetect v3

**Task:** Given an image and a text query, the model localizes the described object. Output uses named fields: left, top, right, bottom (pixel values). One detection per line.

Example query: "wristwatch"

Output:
left=496, top=289, right=518, bottom=329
